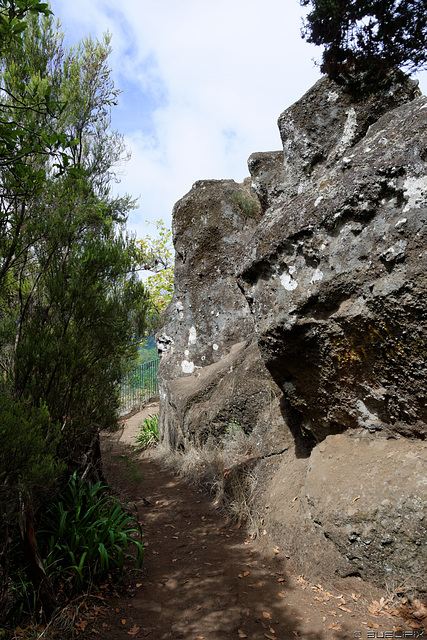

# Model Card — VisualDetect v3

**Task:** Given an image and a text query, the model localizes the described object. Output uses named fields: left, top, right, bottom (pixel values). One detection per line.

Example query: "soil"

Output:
left=95, top=404, right=424, bottom=640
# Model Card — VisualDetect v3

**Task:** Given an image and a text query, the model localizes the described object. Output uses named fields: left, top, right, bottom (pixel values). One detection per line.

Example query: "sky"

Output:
left=49, top=0, right=427, bottom=239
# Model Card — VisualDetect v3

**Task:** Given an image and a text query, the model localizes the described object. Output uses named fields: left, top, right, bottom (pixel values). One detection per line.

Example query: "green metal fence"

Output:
left=119, top=358, right=160, bottom=414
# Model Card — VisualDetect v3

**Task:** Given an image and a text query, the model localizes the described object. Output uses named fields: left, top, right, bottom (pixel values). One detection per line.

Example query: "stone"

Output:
left=239, top=85, right=427, bottom=446
left=305, top=434, right=427, bottom=585
left=157, top=75, right=427, bottom=593
left=157, top=179, right=286, bottom=452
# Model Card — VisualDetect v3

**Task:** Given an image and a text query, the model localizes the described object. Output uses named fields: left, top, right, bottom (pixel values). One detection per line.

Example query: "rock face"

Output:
left=157, top=76, right=427, bottom=592
left=157, top=179, right=287, bottom=453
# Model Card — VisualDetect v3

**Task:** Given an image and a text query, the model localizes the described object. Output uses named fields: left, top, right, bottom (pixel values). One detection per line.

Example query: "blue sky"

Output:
left=49, top=0, right=427, bottom=239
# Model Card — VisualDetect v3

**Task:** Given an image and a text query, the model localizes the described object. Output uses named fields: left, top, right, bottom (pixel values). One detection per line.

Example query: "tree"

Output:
left=0, top=1, right=73, bottom=194
left=0, top=2, right=73, bottom=620
left=136, top=220, right=174, bottom=329
left=0, top=5, right=149, bottom=621
left=300, top=0, right=427, bottom=90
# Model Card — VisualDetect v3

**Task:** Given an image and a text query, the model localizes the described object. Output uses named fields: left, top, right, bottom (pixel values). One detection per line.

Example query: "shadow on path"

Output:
left=98, top=410, right=403, bottom=640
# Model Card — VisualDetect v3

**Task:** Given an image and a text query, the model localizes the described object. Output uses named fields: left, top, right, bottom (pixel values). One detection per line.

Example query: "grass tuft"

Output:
left=230, top=190, right=260, bottom=218
left=152, top=419, right=263, bottom=537
left=134, top=413, right=159, bottom=450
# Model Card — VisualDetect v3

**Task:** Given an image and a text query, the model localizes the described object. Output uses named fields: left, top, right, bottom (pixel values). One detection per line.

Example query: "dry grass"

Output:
left=152, top=423, right=263, bottom=537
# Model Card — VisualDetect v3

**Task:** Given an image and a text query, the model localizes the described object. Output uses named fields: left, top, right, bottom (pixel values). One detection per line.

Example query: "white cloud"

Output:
left=50, top=0, right=427, bottom=238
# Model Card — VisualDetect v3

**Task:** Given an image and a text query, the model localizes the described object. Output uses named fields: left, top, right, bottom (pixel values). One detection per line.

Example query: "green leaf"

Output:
left=98, top=542, right=109, bottom=572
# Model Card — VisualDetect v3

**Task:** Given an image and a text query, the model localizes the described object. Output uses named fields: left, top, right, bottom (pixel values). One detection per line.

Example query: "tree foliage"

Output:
left=136, top=220, right=174, bottom=327
left=300, top=0, right=427, bottom=90
left=0, top=2, right=149, bottom=623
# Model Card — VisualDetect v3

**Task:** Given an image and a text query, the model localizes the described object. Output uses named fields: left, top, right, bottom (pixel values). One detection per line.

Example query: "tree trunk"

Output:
left=19, top=498, right=57, bottom=620
left=81, top=429, right=106, bottom=484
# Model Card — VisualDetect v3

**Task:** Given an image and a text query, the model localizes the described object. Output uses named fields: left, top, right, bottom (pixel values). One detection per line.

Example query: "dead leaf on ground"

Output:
left=367, top=620, right=380, bottom=629
left=248, top=583, right=263, bottom=588
left=409, top=621, right=425, bottom=630
left=352, top=495, right=360, bottom=502
left=243, top=570, right=250, bottom=576
left=264, top=635, right=275, bottom=640
left=278, top=591, right=286, bottom=598
left=328, top=623, right=342, bottom=630
left=238, top=630, right=247, bottom=638
left=413, top=600, right=427, bottom=619
left=127, top=625, right=140, bottom=636
left=121, top=619, right=127, bottom=625
left=297, top=575, right=308, bottom=588
left=273, top=547, right=280, bottom=554
left=263, top=612, right=272, bottom=619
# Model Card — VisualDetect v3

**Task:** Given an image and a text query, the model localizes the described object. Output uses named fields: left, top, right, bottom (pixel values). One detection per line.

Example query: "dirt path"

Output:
left=98, top=406, right=420, bottom=640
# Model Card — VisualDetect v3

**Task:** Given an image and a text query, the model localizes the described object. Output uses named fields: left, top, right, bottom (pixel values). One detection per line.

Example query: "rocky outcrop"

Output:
left=157, top=179, right=287, bottom=453
left=242, top=77, right=426, bottom=448
left=157, top=76, right=427, bottom=592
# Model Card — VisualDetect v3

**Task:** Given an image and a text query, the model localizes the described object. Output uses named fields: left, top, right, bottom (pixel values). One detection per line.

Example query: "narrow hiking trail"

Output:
left=97, top=406, right=419, bottom=640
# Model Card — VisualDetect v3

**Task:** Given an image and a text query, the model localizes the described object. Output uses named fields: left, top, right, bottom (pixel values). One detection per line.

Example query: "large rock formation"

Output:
left=157, top=76, right=427, bottom=592
left=157, top=179, right=287, bottom=453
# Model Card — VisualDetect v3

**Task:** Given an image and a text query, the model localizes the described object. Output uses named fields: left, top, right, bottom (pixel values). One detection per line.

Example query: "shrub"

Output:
left=135, top=413, right=159, bottom=450
left=38, top=473, right=143, bottom=592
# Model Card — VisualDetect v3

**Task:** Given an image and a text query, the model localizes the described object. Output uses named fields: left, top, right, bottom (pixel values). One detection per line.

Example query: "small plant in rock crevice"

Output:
left=230, top=190, right=260, bottom=218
